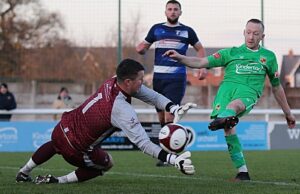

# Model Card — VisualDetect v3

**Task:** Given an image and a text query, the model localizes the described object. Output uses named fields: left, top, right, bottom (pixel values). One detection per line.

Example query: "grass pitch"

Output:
left=0, top=150, right=299, bottom=194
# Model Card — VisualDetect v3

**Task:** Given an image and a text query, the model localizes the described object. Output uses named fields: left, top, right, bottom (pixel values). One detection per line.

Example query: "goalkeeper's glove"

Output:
left=166, top=151, right=195, bottom=175
left=170, top=103, right=197, bottom=123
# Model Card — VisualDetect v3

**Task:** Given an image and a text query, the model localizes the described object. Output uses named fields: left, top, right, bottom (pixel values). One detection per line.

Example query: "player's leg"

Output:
left=209, top=99, right=243, bottom=130
left=223, top=96, right=257, bottom=181
left=209, top=84, right=257, bottom=180
left=36, top=147, right=114, bottom=184
left=162, top=79, right=186, bottom=123
left=209, top=83, right=256, bottom=130
left=153, top=79, right=168, bottom=126
left=153, top=79, right=185, bottom=166
left=224, top=127, right=250, bottom=181
left=16, top=125, right=60, bottom=182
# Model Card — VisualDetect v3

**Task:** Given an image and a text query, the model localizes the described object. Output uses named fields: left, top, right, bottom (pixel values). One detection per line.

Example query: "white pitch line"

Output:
left=2, top=166, right=299, bottom=187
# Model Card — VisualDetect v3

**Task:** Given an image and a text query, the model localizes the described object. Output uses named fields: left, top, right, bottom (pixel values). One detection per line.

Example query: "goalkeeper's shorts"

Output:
left=211, top=82, right=258, bottom=119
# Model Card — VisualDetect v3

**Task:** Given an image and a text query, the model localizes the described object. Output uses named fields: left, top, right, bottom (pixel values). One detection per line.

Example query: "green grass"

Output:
left=0, top=150, right=299, bottom=194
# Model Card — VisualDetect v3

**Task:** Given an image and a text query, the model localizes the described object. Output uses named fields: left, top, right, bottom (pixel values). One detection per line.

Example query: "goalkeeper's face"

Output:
left=128, top=71, right=144, bottom=95
left=165, top=3, right=182, bottom=24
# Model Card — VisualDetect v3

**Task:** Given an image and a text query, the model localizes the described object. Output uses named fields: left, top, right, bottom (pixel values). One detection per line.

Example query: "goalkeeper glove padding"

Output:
left=166, top=151, right=195, bottom=175
left=170, top=103, right=197, bottom=123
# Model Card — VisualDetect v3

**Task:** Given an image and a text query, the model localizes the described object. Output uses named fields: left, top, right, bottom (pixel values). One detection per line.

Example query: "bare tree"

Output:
left=0, top=0, right=66, bottom=78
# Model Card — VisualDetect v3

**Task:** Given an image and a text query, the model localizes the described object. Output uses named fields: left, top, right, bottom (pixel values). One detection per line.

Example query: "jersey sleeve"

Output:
left=267, top=53, right=280, bottom=87
left=133, top=85, right=172, bottom=110
left=111, top=95, right=162, bottom=158
left=145, top=25, right=157, bottom=44
left=188, top=27, right=200, bottom=46
left=207, top=48, right=229, bottom=68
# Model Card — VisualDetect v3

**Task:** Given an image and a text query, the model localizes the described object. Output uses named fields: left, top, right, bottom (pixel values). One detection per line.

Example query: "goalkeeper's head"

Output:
left=116, top=59, right=145, bottom=95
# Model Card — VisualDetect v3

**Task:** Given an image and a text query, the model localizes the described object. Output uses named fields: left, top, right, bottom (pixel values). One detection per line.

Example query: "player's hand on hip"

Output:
left=198, top=68, right=208, bottom=80
left=285, top=113, right=296, bottom=128
left=170, top=103, right=197, bottom=123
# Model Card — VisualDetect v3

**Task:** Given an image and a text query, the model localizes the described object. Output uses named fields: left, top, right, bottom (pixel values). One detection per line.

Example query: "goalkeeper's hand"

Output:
left=167, top=151, right=195, bottom=175
left=170, top=103, right=197, bottom=123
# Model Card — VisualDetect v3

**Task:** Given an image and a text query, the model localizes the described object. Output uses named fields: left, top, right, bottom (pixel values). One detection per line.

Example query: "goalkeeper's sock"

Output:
left=58, top=171, right=78, bottom=183
left=225, top=134, right=247, bottom=171
left=218, top=109, right=236, bottom=118
left=19, top=158, right=37, bottom=175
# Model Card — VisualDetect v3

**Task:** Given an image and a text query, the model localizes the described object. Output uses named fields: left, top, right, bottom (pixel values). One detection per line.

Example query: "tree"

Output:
left=0, top=0, right=65, bottom=78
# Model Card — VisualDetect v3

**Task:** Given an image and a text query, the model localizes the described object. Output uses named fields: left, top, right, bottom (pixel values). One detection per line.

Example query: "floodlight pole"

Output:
left=261, top=0, right=264, bottom=47
left=118, top=0, right=122, bottom=64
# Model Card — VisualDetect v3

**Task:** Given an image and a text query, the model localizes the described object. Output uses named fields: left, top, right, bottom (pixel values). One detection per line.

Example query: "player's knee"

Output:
left=103, top=153, right=114, bottom=172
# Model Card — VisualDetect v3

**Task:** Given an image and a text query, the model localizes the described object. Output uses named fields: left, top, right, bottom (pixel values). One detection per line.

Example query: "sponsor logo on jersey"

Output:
left=175, top=30, right=188, bottom=38
left=155, top=39, right=185, bottom=49
left=213, top=52, right=221, bottom=59
left=235, top=63, right=263, bottom=74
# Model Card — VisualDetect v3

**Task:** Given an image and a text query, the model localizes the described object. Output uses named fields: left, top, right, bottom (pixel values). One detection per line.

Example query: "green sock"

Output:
left=218, top=109, right=236, bottom=118
left=225, top=134, right=246, bottom=169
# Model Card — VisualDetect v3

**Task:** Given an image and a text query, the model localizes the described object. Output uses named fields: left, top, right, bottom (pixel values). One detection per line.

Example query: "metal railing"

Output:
left=1, top=109, right=300, bottom=122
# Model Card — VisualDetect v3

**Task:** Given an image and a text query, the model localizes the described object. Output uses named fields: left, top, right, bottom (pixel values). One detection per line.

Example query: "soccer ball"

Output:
left=159, top=123, right=189, bottom=154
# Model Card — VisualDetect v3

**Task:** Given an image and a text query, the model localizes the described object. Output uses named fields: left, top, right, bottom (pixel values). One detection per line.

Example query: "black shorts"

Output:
left=153, top=78, right=186, bottom=111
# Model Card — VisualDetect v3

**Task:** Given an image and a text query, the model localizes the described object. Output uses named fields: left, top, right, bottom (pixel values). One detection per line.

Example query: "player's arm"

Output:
left=163, top=50, right=209, bottom=69
left=111, top=101, right=195, bottom=175
left=136, top=41, right=151, bottom=55
left=193, top=42, right=207, bottom=80
left=272, top=84, right=296, bottom=128
left=134, top=85, right=196, bottom=123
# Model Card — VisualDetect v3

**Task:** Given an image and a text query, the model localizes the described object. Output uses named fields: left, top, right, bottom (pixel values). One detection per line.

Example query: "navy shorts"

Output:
left=153, top=78, right=186, bottom=111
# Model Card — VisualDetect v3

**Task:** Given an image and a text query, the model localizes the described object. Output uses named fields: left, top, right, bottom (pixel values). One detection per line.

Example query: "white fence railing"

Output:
left=1, top=109, right=300, bottom=122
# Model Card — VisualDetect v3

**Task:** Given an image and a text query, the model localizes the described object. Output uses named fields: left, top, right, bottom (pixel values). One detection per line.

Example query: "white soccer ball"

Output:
left=159, top=123, right=189, bottom=154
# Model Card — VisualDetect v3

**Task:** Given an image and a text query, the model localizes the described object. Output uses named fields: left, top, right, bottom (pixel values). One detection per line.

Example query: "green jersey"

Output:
left=207, top=44, right=280, bottom=97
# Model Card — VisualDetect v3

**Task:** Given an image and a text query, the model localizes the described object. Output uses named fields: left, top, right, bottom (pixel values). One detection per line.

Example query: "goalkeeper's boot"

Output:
left=234, top=172, right=251, bottom=181
left=35, top=174, right=59, bottom=184
left=208, top=116, right=239, bottom=131
left=16, top=172, right=32, bottom=183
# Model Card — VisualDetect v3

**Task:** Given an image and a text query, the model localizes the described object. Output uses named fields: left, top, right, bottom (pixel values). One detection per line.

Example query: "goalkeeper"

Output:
left=16, top=58, right=196, bottom=184
left=164, top=18, right=296, bottom=181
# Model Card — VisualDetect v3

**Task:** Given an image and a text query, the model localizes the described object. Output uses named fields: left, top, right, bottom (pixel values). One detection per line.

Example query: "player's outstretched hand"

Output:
left=174, top=151, right=195, bottom=175
left=163, top=50, right=183, bottom=60
left=286, top=113, right=296, bottom=129
left=170, top=103, right=197, bottom=123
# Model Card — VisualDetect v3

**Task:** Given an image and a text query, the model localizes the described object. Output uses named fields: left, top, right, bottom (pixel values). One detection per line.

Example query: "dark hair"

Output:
left=59, top=87, right=68, bottom=93
left=166, top=0, right=181, bottom=9
left=0, top=83, right=8, bottom=89
left=247, top=18, right=264, bottom=32
left=116, top=59, right=145, bottom=82
left=57, top=87, right=69, bottom=100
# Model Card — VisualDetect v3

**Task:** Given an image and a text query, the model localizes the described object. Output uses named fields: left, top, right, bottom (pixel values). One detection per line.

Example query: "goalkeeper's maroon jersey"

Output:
left=58, top=77, right=171, bottom=158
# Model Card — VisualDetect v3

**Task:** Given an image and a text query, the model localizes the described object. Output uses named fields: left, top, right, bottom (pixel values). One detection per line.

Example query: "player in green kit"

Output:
left=163, top=18, right=296, bottom=181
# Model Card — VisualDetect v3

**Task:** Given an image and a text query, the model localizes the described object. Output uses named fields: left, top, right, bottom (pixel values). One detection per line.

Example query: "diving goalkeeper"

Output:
left=16, top=59, right=196, bottom=184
